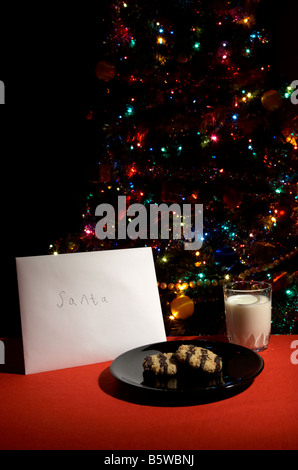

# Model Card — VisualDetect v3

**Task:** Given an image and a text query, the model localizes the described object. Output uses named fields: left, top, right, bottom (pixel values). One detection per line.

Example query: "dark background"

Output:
left=0, top=1, right=297, bottom=335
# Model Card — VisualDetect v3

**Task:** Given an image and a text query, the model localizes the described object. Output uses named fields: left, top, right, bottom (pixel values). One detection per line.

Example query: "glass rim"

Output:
left=223, top=280, right=272, bottom=293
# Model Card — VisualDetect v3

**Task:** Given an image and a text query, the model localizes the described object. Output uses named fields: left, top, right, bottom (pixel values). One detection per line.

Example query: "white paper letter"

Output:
left=15, top=247, right=166, bottom=374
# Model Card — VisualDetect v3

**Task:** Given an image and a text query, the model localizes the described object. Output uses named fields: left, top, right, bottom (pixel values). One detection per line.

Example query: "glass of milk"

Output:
left=223, top=281, right=272, bottom=351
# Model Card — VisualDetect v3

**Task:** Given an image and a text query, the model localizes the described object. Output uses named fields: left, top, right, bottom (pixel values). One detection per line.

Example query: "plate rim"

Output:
left=110, top=339, right=264, bottom=394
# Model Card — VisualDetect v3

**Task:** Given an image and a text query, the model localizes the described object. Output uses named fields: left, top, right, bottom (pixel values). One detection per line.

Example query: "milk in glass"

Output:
left=225, top=293, right=271, bottom=350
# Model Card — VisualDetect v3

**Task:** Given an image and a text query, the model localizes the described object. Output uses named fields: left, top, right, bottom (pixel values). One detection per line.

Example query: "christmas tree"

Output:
left=51, top=0, right=298, bottom=336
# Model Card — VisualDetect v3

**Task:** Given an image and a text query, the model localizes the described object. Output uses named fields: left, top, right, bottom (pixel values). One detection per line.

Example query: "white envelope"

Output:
left=16, top=247, right=166, bottom=374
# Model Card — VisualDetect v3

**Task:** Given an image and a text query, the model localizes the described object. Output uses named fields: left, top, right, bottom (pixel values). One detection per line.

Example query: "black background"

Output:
left=0, top=1, right=298, bottom=335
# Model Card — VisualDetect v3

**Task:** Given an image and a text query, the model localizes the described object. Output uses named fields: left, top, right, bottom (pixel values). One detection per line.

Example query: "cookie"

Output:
left=175, top=344, right=222, bottom=373
left=143, top=352, right=178, bottom=376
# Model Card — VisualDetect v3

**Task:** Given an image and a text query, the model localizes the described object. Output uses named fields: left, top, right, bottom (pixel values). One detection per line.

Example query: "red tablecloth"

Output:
left=0, top=335, right=297, bottom=450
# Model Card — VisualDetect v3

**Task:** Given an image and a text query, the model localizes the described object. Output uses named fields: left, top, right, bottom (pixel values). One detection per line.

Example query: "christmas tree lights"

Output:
left=51, top=0, right=298, bottom=335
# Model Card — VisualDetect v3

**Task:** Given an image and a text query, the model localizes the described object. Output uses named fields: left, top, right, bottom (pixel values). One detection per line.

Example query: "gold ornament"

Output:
left=95, top=60, right=116, bottom=82
left=261, top=90, right=282, bottom=111
left=170, top=295, right=195, bottom=320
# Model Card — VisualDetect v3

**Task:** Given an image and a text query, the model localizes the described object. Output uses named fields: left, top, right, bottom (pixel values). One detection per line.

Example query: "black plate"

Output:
left=110, top=339, right=264, bottom=394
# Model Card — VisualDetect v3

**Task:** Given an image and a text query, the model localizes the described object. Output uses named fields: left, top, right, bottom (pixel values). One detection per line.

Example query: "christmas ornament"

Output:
left=95, top=60, right=116, bottom=82
left=276, top=200, right=292, bottom=223
left=176, top=52, right=193, bottom=63
left=261, top=90, right=282, bottom=111
left=170, top=295, right=194, bottom=320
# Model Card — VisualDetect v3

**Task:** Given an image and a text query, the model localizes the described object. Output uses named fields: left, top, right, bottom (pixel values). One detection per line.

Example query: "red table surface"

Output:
left=0, top=335, right=297, bottom=450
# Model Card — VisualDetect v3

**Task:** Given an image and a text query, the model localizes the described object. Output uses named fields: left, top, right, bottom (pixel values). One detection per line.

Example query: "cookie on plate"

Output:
left=143, top=352, right=178, bottom=376
left=175, top=344, right=222, bottom=373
